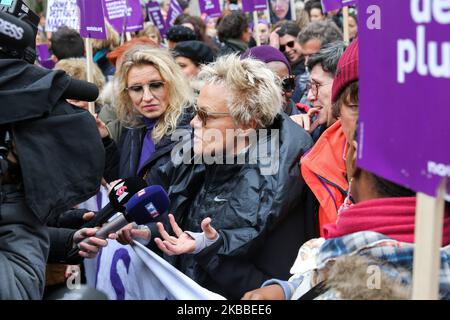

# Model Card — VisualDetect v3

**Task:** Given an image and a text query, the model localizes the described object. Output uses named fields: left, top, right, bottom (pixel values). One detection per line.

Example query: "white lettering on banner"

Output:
left=428, top=161, right=450, bottom=177
left=397, top=0, right=450, bottom=83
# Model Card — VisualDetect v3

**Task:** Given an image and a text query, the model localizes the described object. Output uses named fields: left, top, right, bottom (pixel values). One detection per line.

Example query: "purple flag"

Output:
left=358, top=0, right=450, bottom=198
left=77, top=0, right=107, bottom=39
left=146, top=2, right=167, bottom=37
left=242, top=0, right=268, bottom=13
left=198, top=0, right=222, bottom=18
left=36, top=44, right=55, bottom=69
left=321, top=0, right=356, bottom=13
left=165, top=0, right=183, bottom=29
left=102, top=0, right=144, bottom=34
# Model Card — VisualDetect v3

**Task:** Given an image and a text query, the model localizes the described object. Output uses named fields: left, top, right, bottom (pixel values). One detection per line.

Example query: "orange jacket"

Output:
left=301, top=120, right=348, bottom=236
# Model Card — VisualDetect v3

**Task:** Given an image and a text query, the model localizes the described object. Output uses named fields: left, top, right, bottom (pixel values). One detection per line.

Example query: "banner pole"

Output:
left=85, top=37, right=96, bottom=115
left=342, top=6, right=350, bottom=44
left=412, top=178, right=447, bottom=300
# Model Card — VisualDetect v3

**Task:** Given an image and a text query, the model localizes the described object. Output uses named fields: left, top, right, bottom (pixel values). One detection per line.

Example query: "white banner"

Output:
left=85, top=240, right=225, bottom=300
left=45, top=0, right=80, bottom=32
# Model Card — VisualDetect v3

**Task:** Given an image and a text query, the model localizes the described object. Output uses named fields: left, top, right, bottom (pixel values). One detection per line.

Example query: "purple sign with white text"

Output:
left=146, top=2, right=167, bottom=37
left=77, top=0, right=107, bottom=39
left=199, top=0, right=222, bottom=18
left=321, top=0, right=356, bottom=12
left=102, top=0, right=143, bottom=34
left=358, top=0, right=450, bottom=198
left=242, top=0, right=268, bottom=13
left=165, top=0, right=183, bottom=29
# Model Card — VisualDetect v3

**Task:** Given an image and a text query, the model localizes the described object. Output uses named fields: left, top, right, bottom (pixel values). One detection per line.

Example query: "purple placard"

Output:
left=243, top=0, right=268, bottom=13
left=165, top=0, right=183, bottom=29
left=358, top=0, right=450, bottom=198
left=198, top=0, right=222, bottom=18
left=102, top=0, right=143, bottom=34
left=77, top=0, right=107, bottom=39
left=36, top=44, right=55, bottom=69
left=321, top=0, right=356, bottom=13
left=146, top=2, right=167, bottom=37
left=125, top=0, right=144, bottom=32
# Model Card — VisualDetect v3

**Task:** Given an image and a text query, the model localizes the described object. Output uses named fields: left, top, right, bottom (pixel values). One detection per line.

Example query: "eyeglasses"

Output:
left=195, top=107, right=231, bottom=126
left=279, top=41, right=295, bottom=53
left=281, top=75, right=296, bottom=92
left=307, top=80, right=332, bottom=98
left=126, top=81, right=165, bottom=99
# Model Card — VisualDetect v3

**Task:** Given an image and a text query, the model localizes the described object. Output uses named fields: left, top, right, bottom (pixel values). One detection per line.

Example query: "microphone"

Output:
left=0, top=11, right=34, bottom=52
left=92, top=185, right=170, bottom=239
left=61, top=77, right=100, bottom=102
left=80, top=177, right=147, bottom=229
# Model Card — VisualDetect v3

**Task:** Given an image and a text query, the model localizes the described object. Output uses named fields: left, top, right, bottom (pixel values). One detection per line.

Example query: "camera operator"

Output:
left=0, top=2, right=105, bottom=299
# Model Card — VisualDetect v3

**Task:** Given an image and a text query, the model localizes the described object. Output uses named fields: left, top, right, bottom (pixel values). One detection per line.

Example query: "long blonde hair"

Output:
left=116, top=45, right=194, bottom=143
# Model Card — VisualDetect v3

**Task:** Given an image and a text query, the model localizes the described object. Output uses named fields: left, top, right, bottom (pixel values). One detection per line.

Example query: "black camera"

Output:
left=0, top=0, right=40, bottom=63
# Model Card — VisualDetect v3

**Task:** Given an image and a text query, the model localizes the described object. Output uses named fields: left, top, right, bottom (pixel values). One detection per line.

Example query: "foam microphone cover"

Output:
left=124, top=185, right=170, bottom=225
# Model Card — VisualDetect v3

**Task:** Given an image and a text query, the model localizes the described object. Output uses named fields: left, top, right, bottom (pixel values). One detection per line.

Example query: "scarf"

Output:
left=137, top=117, right=157, bottom=175
left=323, top=197, right=450, bottom=246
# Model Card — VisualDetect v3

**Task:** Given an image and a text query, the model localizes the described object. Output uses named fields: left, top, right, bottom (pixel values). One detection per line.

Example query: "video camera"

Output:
left=0, top=0, right=39, bottom=63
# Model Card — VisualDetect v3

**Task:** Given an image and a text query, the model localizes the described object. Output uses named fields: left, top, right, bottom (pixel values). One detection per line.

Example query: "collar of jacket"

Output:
left=225, top=38, right=249, bottom=52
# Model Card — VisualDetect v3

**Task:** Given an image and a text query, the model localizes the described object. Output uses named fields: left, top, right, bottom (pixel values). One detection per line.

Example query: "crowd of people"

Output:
left=1, top=0, right=449, bottom=301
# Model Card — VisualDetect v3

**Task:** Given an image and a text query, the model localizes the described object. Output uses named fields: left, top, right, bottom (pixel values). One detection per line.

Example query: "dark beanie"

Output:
left=166, top=25, right=197, bottom=43
left=173, top=41, right=215, bottom=65
left=241, top=45, right=291, bottom=74
left=332, top=38, right=359, bottom=103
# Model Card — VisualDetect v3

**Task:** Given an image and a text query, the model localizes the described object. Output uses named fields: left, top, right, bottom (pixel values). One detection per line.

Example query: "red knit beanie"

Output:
left=331, top=38, right=359, bottom=103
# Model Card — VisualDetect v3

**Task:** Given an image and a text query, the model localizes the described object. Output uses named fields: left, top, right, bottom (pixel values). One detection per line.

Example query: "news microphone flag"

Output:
left=85, top=240, right=225, bottom=300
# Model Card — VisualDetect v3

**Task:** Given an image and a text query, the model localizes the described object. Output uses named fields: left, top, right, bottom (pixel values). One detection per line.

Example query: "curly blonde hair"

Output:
left=198, top=54, right=282, bottom=128
left=116, top=45, right=194, bottom=143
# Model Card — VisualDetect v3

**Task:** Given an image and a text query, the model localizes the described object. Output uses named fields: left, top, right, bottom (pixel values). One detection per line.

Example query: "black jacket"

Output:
left=0, top=59, right=104, bottom=223
left=114, top=107, right=194, bottom=182
left=151, top=113, right=318, bottom=299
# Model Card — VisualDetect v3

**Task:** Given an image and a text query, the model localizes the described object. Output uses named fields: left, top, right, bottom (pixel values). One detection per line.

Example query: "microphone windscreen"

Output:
left=108, top=177, right=148, bottom=211
left=62, top=78, right=99, bottom=102
left=124, top=185, right=170, bottom=225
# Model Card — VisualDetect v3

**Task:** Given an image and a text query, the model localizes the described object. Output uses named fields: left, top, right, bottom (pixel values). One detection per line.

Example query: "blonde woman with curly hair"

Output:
left=105, top=45, right=195, bottom=181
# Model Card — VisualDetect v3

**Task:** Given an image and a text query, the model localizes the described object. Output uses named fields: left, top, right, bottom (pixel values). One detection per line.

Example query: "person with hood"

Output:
left=111, top=54, right=317, bottom=299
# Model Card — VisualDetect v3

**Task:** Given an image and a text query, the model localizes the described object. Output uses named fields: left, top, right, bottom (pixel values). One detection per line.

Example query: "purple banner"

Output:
left=358, top=0, right=450, bottom=198
left=198, top=0, right=222, bottom=18
left=321, top=0, right=356, bottom=12
left=77, top=0, right=107, bottom=39
left=146, top=2, right=167, bottom=37
left=102, top=0, right=144, bottom=34
left=165, top=0, right=183, bottom=29
left=243, top=0, right=268, bottom=13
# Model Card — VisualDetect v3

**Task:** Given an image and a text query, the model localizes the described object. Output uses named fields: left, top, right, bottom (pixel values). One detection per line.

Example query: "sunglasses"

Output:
left=195, top=107, right=231, bottom=126
left=281, top=75, right=296, bottom=92
left=279, top=41, right=295, bottom=53
left=126, top=81, right=165, bottom=98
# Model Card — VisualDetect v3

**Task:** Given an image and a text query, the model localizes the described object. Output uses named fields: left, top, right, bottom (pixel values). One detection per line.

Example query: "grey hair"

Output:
left=297, top=20, right=343, bottom=46
left=307, top=41, right=347, bottom=76
left=198, top=54, right=282, bottom=128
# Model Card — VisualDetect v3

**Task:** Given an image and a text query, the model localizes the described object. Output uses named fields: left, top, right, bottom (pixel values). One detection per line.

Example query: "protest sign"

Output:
left=102, top=0, right=144, bottom=34
left=198, top=0, right=222, bottom=18
left=242, top=0, right=268, bottom=13
left=45, top=0, right=79, bottom=32
left=321, top=0, right=356, bottom=12
left=77, top=0, right=106, bottom=39
left=165, top=0, right=183, bottom=29
left=146, top=1, right=167, bottom=37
